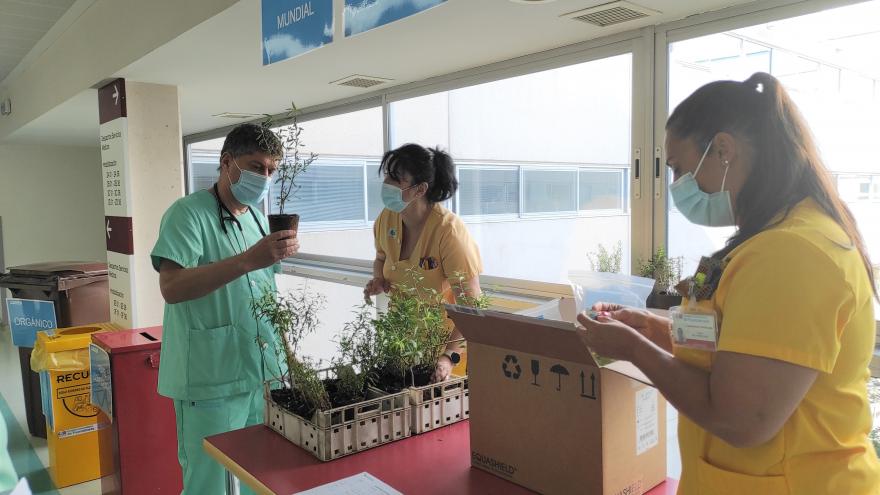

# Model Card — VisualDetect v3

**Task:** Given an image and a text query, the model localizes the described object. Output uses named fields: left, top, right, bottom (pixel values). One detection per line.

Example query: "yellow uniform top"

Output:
left=675, top=198, right=880, bottom=494
left=374, top=203, right=482, bottom=305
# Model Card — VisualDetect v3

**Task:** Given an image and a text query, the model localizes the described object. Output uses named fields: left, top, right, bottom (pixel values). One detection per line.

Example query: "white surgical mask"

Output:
left=669, top=140, right=735, bottom=227
left=381, top=183, right=418, bottom=213
left=229, top=158, right=271, bottom=208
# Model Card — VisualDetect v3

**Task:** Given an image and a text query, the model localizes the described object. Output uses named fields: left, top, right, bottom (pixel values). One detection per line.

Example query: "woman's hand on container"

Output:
left=576, top=311, right=650, bottom=362
left=363, top=277, right=390, bottom=300
left=431, top=355, right=454, bottom=384
left=591, top=302, right=673, bottom=352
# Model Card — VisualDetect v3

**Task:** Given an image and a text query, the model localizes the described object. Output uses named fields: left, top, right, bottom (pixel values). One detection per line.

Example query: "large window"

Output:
left=390, top=54, right=634, bottom=282
left=457, top=167, right=519, bottom=216
left=666, top=1, right=880, bottom=281
left=580, top=169, right=626, bottom=211
left=273, top=159, right=366, bottom=223
left=523, top=169, right=577, bottom=215
left=455, top=165, right=627, bottom=218
left=188, top=54, right=636, bottom=281
left=186, top=107, right=384, bottom=260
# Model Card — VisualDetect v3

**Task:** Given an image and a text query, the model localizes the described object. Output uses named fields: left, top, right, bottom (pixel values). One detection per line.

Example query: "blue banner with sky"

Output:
left=345, top=0, right=446, bottom=37
left=262, top=0, right=333, bottom=66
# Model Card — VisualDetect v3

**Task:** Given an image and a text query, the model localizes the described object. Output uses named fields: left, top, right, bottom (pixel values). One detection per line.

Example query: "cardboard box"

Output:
left=448, top=304, right=666, bottom=495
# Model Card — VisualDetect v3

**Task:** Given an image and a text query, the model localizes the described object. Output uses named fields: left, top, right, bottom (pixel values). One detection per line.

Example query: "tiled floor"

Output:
left=1, top=325, right=100, bottom=495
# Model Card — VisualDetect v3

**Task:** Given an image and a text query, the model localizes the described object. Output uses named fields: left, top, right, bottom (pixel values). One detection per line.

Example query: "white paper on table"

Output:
left=293, top=472, right=402, bottom=495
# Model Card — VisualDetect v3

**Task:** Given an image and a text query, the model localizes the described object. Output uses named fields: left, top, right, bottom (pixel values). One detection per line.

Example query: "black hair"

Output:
left=378, top=144, right=457, bottom=203
left=220, top=123, right=283, bottom=160
left=667, top=72, right=876, bottom=297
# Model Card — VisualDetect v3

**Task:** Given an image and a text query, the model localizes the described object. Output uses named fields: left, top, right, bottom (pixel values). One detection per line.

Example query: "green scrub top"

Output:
left=151, top=189, right=283, bottom=401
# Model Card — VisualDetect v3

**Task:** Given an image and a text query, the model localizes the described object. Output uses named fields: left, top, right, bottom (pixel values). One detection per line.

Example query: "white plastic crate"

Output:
left=409, top=375, right=469, bottom=434
left=264, top=382, right=411, bottom=461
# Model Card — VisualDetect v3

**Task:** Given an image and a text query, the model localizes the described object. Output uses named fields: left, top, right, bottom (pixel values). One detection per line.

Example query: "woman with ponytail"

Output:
left=365, top=143, right=483, bottom=383
left=578, top=73, right=879, bottom=494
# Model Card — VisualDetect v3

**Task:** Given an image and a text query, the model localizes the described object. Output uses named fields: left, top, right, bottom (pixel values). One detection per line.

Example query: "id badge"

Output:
left=670, top=305, right=719, bottom=352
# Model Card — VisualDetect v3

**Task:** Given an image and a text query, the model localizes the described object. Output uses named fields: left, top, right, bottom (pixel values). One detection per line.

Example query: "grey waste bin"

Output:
left=0, top=261, right=110, bottom=438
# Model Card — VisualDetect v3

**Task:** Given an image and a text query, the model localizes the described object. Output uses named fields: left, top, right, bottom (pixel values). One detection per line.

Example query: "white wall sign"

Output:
left=107, top=251, right=135, bottom=328
left=99, top=117, right=132, bottom=217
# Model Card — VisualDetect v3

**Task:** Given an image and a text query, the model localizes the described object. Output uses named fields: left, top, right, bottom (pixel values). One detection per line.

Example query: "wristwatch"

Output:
left=443, top=350, right=461, bottom=365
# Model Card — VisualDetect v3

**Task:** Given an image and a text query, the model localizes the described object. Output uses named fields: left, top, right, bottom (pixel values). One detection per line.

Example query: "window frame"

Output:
left=455, top=163, right=521, bottom=221
left=577, top=166, right=630, bottom=216
left=519, top=166, right=580, bottom=218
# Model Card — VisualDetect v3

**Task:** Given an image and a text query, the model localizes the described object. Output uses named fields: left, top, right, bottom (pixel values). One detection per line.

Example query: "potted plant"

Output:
left=450, top=270, right=492, bottom=310
left=587, top=241, right=623, bottom=273
left=251, top=284, right=330, bottom=419
left=259, top=103, right=318, bottom=236
left=371, top=272, right=448, bottom=392
left=368, top=269, right=490, bottom=393
left=333, top=303, right=381, bottom=395
left=254, top=288, right=413, bottom=460
left=638, top=247, right=684, bottom=310
left=360, top=271, right=489, bottom=434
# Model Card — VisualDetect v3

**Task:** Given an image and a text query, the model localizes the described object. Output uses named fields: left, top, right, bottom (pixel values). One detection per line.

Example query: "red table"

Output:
left=204, top=421, right=678, bottom=494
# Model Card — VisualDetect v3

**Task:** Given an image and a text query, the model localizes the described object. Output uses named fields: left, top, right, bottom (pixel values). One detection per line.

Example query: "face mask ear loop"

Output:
left=224, top=155, right=240, bottom=186
left=693, top=140, right=713, bottom=178
left=720, top=160, right=730, bottom=193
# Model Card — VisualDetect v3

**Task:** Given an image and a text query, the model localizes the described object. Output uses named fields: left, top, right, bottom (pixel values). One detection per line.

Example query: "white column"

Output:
left=98, top=79, right=184, bottom=328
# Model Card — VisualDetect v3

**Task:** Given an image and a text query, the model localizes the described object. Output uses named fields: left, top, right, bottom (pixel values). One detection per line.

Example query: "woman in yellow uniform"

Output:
left=578, top=72, right=879, bottom=494
left=364, top=143, right=483, bottom=383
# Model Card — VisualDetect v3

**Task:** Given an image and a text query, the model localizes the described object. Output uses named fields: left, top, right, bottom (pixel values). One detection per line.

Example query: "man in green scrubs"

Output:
left=151, top=123, right=297, bottom=494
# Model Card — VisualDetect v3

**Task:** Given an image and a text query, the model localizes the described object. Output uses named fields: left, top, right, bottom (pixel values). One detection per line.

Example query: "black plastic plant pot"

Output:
left=268, top=213, right=299, bottom=238
left=646, top=291, right=683, bottom=310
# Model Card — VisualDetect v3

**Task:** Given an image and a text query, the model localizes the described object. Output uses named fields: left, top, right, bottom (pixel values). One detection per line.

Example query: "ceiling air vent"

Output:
left=563, top=1, right=659, bottom=27
left=212, top=112, right=263, bottom=119
left=332, top=75, right=393, bottom=89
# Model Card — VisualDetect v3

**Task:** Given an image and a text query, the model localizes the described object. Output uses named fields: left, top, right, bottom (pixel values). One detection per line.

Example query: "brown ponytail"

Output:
left=667, top=72, right=877, bottom=298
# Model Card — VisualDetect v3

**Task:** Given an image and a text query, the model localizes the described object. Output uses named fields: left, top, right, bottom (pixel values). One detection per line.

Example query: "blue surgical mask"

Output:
left=228, top=158, right=271, bottom=209
left=669, top=140, right=735, bottom=227
left=381, top=183, right=418, bottom=213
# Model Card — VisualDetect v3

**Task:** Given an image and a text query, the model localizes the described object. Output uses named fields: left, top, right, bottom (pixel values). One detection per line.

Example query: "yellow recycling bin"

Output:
left=31, top=323, right=118, bottom=488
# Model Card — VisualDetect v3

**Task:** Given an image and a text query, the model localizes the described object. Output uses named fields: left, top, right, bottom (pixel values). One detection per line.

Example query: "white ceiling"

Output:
left=0, top=0, right=77, bottom=83
left=8, top=0, right=760, bottom=146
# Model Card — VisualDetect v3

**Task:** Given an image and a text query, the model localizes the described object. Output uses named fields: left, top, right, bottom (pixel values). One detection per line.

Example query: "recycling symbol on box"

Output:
left=502, top=354, right=522, bottom=379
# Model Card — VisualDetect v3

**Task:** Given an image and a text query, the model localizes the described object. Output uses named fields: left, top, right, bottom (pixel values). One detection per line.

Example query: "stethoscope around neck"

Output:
left=213, top=183, right=267, bottom=238
left=212, top=183, right=282, bottom=381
